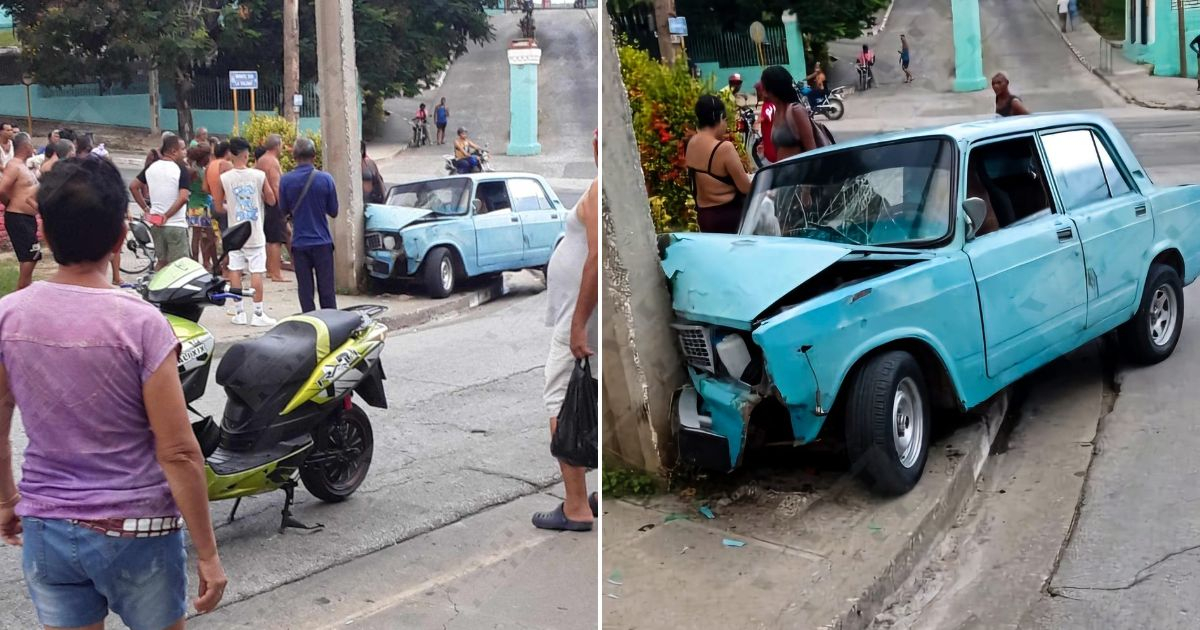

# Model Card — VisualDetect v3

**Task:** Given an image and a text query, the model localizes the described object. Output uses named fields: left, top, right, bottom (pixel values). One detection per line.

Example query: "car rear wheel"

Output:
left=1120, top=263, right=1184, bottom=365
left=423, top=247, right=458, bottom=298
left=844, top=350, right=930, bottom=496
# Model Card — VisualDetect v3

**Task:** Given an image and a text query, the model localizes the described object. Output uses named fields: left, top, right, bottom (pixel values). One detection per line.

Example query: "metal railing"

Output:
left=686, top=26, right=790, bottom=67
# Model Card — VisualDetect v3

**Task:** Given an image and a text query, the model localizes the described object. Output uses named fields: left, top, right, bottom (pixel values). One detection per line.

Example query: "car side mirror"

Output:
left=473, top=199, right=485, bottom=214
left=963, top=197, right=988, bottom=241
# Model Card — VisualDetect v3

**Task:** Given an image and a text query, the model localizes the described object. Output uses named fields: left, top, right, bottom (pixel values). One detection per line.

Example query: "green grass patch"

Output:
left=0, top=29, right=17, bottom=48
left=1078, top=0, right=1125, bottom=41
left=602, top=466, right=659, bottom=498
left=0, top=259, right=19, bottom=298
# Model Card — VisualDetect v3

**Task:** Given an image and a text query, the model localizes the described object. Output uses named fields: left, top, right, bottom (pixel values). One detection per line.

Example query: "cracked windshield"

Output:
left=741, top=139, right=954, bottom=245
left=385, top=177, right=471, bottom=215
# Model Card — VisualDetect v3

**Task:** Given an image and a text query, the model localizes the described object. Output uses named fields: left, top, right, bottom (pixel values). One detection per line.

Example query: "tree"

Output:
left=0, top=0, right=233, bottom=138
left=212, top=0, right=494, bottom=118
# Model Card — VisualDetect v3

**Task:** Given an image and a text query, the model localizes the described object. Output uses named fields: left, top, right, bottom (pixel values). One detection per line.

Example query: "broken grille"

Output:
left=673, top=324, right=714, bottom=372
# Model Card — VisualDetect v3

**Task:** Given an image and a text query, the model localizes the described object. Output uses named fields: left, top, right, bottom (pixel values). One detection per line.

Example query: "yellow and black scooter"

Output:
left=128, top=222, right=389, bottom=532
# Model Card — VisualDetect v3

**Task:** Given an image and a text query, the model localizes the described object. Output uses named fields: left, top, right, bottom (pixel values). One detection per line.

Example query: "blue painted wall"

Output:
left=0, top=84, right=322, bottom=134
left=1123, top=0, right=1200, bottom=78
left=0, top=9, right=11, bottom=30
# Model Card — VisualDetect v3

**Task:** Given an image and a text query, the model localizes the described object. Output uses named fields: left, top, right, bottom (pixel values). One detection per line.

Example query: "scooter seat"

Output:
left=302, top=309, right=364, bottom=355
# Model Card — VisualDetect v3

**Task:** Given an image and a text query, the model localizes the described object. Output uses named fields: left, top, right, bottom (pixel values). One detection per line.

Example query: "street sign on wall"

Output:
left=668, top=16, right=688, bottom=36
left=229, top=71, right=259, bottom=90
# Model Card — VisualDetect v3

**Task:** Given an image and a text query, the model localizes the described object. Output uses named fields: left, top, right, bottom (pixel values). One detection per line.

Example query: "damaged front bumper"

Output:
left=675, top=369, right=761, bottom=472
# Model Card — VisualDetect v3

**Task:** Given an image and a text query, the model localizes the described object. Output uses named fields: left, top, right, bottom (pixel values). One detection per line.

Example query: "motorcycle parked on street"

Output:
left=129, top=222, right=391, bottom=533
left=443, top=144, right=494, bottom=175
left=736, top=105, right=767, bottom=170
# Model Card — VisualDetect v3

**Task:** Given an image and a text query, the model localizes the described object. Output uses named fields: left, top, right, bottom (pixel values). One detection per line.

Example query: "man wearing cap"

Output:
left=719, top=73, right=743, bottom=101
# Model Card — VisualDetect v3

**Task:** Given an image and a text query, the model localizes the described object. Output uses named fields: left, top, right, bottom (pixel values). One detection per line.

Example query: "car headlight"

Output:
left=715, top=334, right=752, bottom=381
left=383, top=235, right=397, bottom=250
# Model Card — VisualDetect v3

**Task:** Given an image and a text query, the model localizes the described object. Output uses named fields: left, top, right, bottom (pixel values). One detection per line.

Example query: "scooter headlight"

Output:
left=383, top=235, right=397, bottom=250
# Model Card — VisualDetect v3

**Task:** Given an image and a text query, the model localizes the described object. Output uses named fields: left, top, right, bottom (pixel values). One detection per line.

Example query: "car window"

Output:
left=965, top=136, right=1055, bottom=238
left=1041, top=129, right=1113, bottom=209
left=508, top=178, right=553, bottom=212
left=475, top=181, right=512, bottom=214
left=1093, top=133, right=1133, bottom=198
left=385, top=178, right=471, bottom=215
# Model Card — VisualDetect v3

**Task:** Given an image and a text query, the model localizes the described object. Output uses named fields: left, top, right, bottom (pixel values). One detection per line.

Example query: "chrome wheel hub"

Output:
left=440, top=259, right=453, bottom=291
left=893, top=376, right=925, bottom=469
left=1149, top=284, right=1178, bottom=348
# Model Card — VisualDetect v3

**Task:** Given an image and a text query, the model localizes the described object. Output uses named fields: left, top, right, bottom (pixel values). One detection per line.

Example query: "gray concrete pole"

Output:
left=315, top=0, right=364, bottom=293
left=601, top=12, right=685, bottom=473
left=283, top=0, right=300, bottom=125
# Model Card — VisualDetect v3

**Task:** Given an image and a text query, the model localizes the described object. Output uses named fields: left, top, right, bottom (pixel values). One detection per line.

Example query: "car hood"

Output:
left=364, top=204, right=443, bottom=232
left=660, top=233, right=928, bottom=327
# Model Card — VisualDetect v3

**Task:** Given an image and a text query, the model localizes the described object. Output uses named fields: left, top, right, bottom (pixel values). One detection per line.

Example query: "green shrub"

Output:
left=602, top=466, right=659, bottom=498
left=618, top=44, right=741, bottom=233
left=232, top=114, right=323, bottom=173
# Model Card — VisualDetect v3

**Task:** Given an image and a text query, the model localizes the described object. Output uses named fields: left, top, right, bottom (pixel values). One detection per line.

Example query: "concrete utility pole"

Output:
left=148, top=67, right=161, bottom=136
left=601, top=11, right=685, bottom=473
left=315, top=0, right=364, bottom=293
left=653, top=0, right=676, bottom=64
left=283, top=0, right=300, bottom=124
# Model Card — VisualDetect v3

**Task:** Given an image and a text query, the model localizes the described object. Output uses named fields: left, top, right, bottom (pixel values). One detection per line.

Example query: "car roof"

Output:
left=795, top=111, right=1117, bottom=159
left=389, top=172, right=550, bottom=185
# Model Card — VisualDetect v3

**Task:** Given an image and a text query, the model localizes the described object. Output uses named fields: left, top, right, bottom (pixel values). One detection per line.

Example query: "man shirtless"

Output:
left=255, top=134, right=290, bottom=282
left=0, top=133, right=41, bottom=288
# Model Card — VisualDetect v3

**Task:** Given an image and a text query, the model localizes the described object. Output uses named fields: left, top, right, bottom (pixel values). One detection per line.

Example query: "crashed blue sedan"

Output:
left=662, top=113, right=1200, bottom=495
left=365, top=173, right=567, bottom=297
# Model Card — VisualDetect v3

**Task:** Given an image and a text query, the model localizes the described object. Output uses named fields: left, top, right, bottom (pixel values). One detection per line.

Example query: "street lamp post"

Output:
left=20, top=74, right=32, bottom=133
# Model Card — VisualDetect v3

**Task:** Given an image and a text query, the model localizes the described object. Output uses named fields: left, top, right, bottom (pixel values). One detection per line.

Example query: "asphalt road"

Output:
left=0, top=274, right=597, bottom=628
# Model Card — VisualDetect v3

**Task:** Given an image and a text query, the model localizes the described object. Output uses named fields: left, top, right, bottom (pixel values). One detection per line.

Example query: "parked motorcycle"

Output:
left=129, top=222, right=390, bottom=532
left=736, top=105, right=767, bottom=169
left=410, top=118, right=430, bottom=147
left=443, top=144, right=494, bottom=175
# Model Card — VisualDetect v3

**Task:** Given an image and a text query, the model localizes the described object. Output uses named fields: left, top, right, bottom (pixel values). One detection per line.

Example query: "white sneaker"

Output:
left=250, top=312, right=277, bottom=327
left=231, top=311, right=248, bottom=325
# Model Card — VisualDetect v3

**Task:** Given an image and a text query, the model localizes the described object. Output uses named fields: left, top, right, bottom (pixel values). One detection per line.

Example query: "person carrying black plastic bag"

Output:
left=533, top=131, right=599, bottom=532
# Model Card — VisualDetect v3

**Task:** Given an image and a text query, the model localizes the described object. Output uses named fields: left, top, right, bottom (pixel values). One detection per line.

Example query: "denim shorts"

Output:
left=22, top=517, right=188, bottom=630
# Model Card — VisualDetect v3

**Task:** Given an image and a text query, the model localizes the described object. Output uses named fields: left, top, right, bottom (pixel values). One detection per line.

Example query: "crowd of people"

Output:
left=0, top=122, right=345, bottom=320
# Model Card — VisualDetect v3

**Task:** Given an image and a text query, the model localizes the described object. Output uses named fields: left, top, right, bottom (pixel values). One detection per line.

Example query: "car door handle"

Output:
left=510, top=216, right=520, bottom=223
left=1056, top=227, right=1073, bottom=241
left=1134, top=204, right=1147, bottom=216
left=550, top=214, right=558, bottom=219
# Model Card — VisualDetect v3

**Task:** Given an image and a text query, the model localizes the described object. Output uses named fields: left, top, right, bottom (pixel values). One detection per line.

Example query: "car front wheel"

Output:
left=844, top=350, right=930, bottom=496
left=423, top=247, right=458, bottom=299
left=1120, top=263, right=1184, bottom=365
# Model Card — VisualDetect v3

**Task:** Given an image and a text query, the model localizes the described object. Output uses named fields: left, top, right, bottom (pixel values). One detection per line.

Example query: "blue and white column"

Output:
left=507, top=42, right=542, bottom=156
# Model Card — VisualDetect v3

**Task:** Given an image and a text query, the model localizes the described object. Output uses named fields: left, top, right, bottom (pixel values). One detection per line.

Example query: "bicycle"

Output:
left=121, top=218, right=156, bottom=275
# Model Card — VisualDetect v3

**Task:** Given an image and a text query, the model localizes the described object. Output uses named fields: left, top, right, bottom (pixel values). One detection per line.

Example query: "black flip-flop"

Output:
left=589, top=492, right=598, bottom=518
left=532, top=503, right=593, bottom=532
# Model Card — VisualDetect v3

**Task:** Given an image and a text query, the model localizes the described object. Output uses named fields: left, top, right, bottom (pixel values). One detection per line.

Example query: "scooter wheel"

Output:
left=824, top=99, right=845, bottom=121
left=301, top=404, right=374, bottom=503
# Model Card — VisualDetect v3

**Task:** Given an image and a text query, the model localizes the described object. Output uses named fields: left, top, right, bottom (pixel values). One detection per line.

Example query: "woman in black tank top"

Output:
left=686, top=95, right=752, bottom=233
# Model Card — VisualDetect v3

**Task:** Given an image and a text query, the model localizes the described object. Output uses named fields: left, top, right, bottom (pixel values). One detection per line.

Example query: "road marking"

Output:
left=1137, top=131, right=1200, bottom=138
left=323, top=533, right=555, bottom=628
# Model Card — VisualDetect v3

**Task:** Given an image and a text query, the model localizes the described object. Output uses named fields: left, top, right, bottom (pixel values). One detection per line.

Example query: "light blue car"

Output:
left=364, top=173, right=567, bottom=297
left=662, top=113, right=1200, bottom=495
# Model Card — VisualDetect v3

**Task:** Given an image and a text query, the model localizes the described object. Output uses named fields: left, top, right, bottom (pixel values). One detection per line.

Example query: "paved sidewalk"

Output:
left=1029, top=0, right=1200, bottom=110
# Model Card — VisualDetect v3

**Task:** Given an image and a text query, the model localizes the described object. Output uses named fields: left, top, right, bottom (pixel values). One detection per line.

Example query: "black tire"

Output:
left=823, top=99, right=845, bottom=121
left=844, top=350, right=931, bottom=496
left=422, top=247, right=457, bottom=298
left=120, top=242, right=155, bottom=275
left=1119, top=263, right=1184, bottom=365
left=301, top=404, right=374, bottom=502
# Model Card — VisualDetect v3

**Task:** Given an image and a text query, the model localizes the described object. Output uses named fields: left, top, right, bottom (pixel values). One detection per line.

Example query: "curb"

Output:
left=866, top=0, right=895, bottom=37
left=830, top=391, right=1009, bottom=629
left=211, top=277, right=505, bottom=357
left=1028, top=0, right=1200, bottom=111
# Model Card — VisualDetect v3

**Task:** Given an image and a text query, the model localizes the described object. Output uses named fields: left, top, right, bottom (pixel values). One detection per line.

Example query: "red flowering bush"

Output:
left=618, top=45, right=738, bottom=233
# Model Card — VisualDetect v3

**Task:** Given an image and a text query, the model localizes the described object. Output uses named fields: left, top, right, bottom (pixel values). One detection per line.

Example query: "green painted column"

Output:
left=507, top=42, right=541, bottom=156
left=951, top=0, right=988, bottom=92
left=781, top=11, right=807, bottom=84
left=1151, top=0, right=1180, bottom=76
